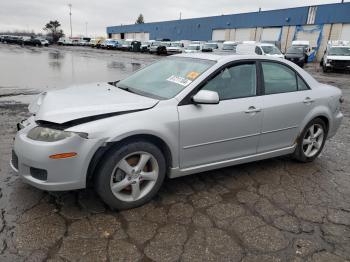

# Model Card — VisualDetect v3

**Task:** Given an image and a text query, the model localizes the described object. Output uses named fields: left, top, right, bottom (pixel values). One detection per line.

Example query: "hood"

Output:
left=266, top=54, right=284, bottom=59
left=32, top=82, right=159, bottom=124
left=285, top=53, right=304, bottom=59
left=167, top=47, right=181, bottom=50
left=326, top=55, right=350, bottom=61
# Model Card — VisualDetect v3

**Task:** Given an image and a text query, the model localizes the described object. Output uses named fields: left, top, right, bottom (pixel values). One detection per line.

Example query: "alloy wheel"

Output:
left=302, top=124, right=325, bottom=158
left=110, top=151, right=159, bottom=202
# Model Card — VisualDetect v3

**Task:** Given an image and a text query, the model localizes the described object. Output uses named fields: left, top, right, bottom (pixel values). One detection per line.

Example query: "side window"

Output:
left=202, top=63, right=257, bottom=100
left=255, top=47, right=262, bottom=55
left=297, top=75, right=309, bottom=91
left=262, top=62, right=297, bottom=95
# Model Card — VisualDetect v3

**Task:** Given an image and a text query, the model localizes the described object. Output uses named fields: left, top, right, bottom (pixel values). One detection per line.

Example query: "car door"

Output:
left=178, top=62, right=263, bottom=168
left=258, top=61, right=315, bottom=153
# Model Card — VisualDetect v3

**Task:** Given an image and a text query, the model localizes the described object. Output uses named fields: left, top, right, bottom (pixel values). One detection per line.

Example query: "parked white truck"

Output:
left=321, top=40, right=350, bottom=72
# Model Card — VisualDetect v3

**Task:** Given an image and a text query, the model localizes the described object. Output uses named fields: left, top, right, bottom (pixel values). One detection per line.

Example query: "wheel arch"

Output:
left=86, top=134, right=173, bottom=185
left=299, top=111, right=331, bottom=141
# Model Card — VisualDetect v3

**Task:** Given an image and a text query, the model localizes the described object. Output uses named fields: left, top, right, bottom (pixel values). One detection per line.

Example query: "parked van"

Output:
left=236, top=42, right=284, bottom=58
left=58, top=37, right=73, bottom=46
left=222, top=41, right=238, bottom=52
left=184, top=44, right=202, bottom=53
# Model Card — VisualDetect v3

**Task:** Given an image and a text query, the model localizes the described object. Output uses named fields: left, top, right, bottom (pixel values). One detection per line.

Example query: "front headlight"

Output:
left=27, top=127, right=73, bottom=142
left=327, top=59, right=332, bottom=63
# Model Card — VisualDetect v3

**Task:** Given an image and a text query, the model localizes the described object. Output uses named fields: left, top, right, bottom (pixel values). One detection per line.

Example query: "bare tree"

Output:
left=43, top=20, right=64, bottom=43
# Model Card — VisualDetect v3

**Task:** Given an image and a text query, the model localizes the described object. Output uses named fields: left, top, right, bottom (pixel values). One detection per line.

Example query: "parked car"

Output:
left=157, top=42, right=171, bottom=55
left=321, top=40, right=350, bottom=72
left=236, top=43, right=284, bottom=58
left=4, top=35, right=23, bottom=45
left=221, top=41, right=238, bottom=52
left=11, top=54, right=343, bottom=210
left=23, top=37, right=43, bottom=47
left=120, top=39, right=133, bottom=51
left=100, top=39, right=111, bottom=49
left=71, top=39, right=80, bottom=46
left=0, top=35, right=9, bottom=42
left=292, top=40, right=312, bottom=62
left=106, top=39, right=121, bottom=49
left=140, top=40, right=155, bottom=52
left=149, top=41, right=162, bottom=54
left=202, top=42, right=219, bottom=52
left=285, top=46, right=307, bottom=67
left=184, top=44, right=202, bottom=53
left=38, top=38, right=49, bottom=47
left=90, top=38, right=105, bottom=48
left=166, top=42, right=184, bottom=55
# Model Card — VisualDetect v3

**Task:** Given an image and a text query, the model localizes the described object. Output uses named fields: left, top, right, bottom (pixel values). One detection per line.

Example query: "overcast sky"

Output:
left=0, top=0, right=348, bottom=36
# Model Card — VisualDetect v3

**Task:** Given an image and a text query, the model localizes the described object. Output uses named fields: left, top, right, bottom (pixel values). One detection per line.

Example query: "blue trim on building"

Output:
left=315, top=3, right=350, bottom=24
left=107, top=3, right=350, bottom=41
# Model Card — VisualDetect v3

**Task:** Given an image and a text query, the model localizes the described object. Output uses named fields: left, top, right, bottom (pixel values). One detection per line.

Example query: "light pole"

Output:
left=85, top=22, right=88, bottom=37
left=68, top=4, right=72, bottom=37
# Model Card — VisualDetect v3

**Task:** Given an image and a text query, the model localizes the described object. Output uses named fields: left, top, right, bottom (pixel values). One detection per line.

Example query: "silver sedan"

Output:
left=11, top=53, right=343, bottom=209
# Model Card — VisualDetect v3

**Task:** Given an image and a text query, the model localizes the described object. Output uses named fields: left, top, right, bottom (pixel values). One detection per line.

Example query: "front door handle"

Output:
left=245, top=106, right=261, bottom=114
left=303, top=97, right=315, bottom=104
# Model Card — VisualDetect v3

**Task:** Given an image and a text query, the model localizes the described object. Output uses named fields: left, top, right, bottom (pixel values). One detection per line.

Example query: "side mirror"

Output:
left=192, top=90, right=219, bottom=105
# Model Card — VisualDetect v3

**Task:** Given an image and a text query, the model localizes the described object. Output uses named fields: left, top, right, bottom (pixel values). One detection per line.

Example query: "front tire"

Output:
left=293, top=118, right=327, bottom=162
left=95, top=140, right=166, bottom=210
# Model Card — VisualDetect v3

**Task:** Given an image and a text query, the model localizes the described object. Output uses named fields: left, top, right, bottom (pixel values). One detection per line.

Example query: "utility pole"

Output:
left=68, top=4, right=72, bottom=37
left=85, top=22, right=88, bottom=37
left=179, top=12, right=182, bottom=20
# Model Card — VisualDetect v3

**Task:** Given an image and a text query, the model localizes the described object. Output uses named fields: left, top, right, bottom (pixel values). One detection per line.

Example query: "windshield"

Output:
left=170, top=42, right=182, bottom=47
left=151, top=41, right=161, bottom=46
left=161, top=42, right=171, bottom=47
left=286, top=46, right=305, bottom=54
left=261, top=45, right=281, bottom=55
left=293, top=44, right=308, bottom=49
left=329, top=47, right=350, bottom=56
left=223, top=44, right=236, bottom=50
left=117, top=57, right=215, bottom=99
left=187, top=45, right=200, bottom=50
left=204, top=43, right=218, bottom=49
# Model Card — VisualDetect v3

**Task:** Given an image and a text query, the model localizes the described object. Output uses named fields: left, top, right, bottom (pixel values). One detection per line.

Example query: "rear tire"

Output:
left=293, top=118, right=327, bottom=162
left=95, top=140, right=166, bottom=210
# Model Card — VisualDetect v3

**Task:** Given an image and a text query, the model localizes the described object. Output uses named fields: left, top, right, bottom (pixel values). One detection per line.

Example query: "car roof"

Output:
left=330, top=45, right=350, bottom=48
left=259, top=43, right=275, bottom=46
left=174, top=52, right=284, bottom=62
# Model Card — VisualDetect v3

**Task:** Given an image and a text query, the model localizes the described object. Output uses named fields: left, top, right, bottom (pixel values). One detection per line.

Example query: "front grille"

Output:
left=30, top=167, right=48, bottom=181
left=11, top=150, right=18, bottom=170
left=330, top=60, right=350, bottom=69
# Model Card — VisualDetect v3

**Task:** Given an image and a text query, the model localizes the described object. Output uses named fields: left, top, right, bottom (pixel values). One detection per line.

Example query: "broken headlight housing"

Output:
left=27, top=127, right=73, bottom=142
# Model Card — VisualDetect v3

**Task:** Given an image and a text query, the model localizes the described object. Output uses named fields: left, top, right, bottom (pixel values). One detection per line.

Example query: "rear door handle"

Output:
left=303, top=97, right=315, bottom=104
left=245, top=106, right=261, bottom=114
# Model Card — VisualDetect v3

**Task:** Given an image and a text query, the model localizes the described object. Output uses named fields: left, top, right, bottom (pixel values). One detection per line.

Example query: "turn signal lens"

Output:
left=49, top=152, right=77, bottom=159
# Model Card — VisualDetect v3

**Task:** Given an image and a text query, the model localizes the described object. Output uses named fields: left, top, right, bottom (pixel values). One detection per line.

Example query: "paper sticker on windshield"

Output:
left=166, top=75, right=192, bottom=86
left=186, top=71, right=200, bottom=80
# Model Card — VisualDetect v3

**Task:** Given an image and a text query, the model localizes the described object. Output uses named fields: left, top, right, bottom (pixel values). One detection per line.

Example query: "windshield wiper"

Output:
left=108, top=80, right=120, bottom=87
